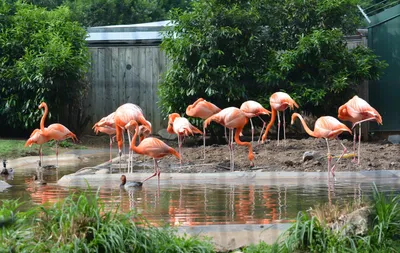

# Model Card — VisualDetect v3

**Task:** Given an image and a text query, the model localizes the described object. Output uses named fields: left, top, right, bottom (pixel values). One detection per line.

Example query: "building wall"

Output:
left=84, top=45, right=168, bottom=133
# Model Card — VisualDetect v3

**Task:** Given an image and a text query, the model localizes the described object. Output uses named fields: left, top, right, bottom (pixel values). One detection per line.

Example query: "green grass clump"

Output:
left=0, top=189, right=214, bottom=252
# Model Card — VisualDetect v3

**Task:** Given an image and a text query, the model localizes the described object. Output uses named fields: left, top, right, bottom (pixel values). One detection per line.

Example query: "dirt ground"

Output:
left=78, top=131, right=400, bottom=173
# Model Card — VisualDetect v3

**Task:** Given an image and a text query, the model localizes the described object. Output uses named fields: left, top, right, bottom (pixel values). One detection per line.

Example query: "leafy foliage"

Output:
left=0, top=1, right=89, bottom=130
left=159, top=0, right=387, bottom=120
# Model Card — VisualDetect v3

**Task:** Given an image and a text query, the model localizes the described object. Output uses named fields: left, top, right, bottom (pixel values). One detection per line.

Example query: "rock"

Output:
left=158, top=129, right=177, bottom=140
left=302, top=151, right=318, bottom=162
left=388, top=135, right=400, bottom=144
left=331, top=206, right=372, bottom=236
left=284, top=160, right=294, bottom=167
left=95, top=168, right=110, bottom=174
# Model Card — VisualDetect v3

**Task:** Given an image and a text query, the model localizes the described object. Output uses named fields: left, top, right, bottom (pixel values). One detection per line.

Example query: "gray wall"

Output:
left=84, top=45, right=168, bottom=133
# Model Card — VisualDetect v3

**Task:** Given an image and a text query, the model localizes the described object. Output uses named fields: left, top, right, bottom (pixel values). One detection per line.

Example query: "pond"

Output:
left=1, top=154, right=399, bottom=227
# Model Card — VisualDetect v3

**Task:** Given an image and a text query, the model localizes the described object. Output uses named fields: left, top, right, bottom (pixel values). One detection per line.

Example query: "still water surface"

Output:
left=1, top=156, right=399, bottom=226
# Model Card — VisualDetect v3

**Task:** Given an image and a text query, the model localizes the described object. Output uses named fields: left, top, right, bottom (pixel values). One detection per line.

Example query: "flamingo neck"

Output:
left=40, top=104, right=48, bottom=131
left=292, top=113, right=316, bottom=138
left=262, top=108, right=276, bottom=142
left=130, top=123, right=140, bottom=153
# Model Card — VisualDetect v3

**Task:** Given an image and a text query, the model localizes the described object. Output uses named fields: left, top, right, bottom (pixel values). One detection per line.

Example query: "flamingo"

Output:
left=113, top=103, right=152, bottom=170
left=38, top=102, right=78, bottom=167
left=338, top=95, right=382, bottom=164
left=26, top=102, right=77, bottom=166
left=240, top=100, right=271, bottom=143
left=93, top=112, right=116, bottom=162
left=167, top=113, right=203, bottom=165
left=204, top=107, right=255, bottom=171
left=125, top=120, right=152, bottom=168
left=291, top=113, right=352, bottom=179
left=126, top=120, right=180, bottom=184
left=186, top=98, right=221, bottom=159
left=261, top=92, right=299, bottom=145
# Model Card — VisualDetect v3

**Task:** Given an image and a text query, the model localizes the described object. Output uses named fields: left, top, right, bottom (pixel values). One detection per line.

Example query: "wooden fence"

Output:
left=83, top=46, right=168, bottom=133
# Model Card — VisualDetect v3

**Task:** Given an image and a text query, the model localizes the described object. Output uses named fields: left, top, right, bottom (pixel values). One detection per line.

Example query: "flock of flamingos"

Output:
left=25, top=92, right=382, bottom=186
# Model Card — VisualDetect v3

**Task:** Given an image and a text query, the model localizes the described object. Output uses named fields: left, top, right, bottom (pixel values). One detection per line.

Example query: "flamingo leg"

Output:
left=330, top=138, right=348, bottom=180
left=277, top=111, right=281, bottom=145
left=357, top=124, right=361, bottom=165
left=55, top=141, right=59, bottom=167
left=283, top=110, right=286, bottom=145
left=352, top=127, right=357, bottom=163
left=109, top=136, right=113, bottom=163
left=257, top=116, right=266, bottom=144
left=230, top=129, right=235, bottom=171
left=127, top=130, right=132, bottom=173
left=142, top=158, right=158, bottom=183
left=39, top=144, right=43, bottom=166
left=178, top=135, right=182, bottom=166
left=249, top=118, right=254, bottom=143
left=325, top=138, right=332, bottom=179
left=202, top=123, right=206, bottom=160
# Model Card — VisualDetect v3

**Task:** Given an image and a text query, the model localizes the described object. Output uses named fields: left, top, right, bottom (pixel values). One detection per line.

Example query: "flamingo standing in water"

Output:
left=338, top=95, right=382, bottom=164
left=291, top=113, right=352, bottom=179
left=126, top=120, right=180, bottom=184
left=26, top=102, right=78, bottom=166
left=93, top=112, right=116, bottom=162
left=167, top=113, right=203, bottom=165
left=186, top=98, right=221, bottom=159
left=204, top=107, right=254, bottom=171
left=240, top=100, right=271, bottom=143
left=113, top=103, right=152, bottom=170
left=262, top=92, right=299, bottom=145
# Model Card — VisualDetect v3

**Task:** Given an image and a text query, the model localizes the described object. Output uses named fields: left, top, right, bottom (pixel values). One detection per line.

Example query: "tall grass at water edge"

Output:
left=1, top=184, right=399, bottom=253
left=0, top=188, right=214, bottom=252
left=245, top=183, right=399, bottom=253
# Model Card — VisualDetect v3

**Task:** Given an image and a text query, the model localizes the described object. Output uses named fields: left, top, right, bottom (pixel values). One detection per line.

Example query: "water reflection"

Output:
left=1, top=161, right=399, bottom=227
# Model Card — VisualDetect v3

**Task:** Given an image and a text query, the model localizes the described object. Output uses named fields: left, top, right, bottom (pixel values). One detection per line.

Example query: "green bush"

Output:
left=159, top=0, right=387, bottom=122
left=0, top=1, right=89, bottom=131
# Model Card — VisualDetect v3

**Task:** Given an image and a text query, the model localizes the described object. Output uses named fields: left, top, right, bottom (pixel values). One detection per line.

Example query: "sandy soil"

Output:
left=78, top=132, right=400, bottom=174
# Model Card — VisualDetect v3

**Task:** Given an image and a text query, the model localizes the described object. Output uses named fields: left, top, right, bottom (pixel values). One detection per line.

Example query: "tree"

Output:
left=0, top=1, right=90, bottom=131
left=159, top=0, right=387, bottom=120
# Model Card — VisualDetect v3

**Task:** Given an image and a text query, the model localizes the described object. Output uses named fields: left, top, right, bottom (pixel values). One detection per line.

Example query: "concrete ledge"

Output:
left=177, top=224, right=292, bottom=252
left=58, top=170, right=400, bottom=188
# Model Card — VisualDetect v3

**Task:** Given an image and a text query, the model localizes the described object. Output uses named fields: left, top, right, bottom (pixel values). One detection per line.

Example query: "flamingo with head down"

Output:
left=240, top=100, right=271, bottom=143
left=262, top=92, right=299, bottom=145
left=167, top=113, right=203, bottom=165
left=125, top=120, right=180, bottom=184
left=186, top=98, right=221, bottom=159
left=204, top=107, right=254, bottom=171
left=291, top=113, right=352, bottom=179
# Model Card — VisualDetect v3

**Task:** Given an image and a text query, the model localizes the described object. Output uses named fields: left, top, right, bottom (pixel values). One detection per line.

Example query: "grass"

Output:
left=0, top=139, right=86, bottom=160
left=0, top=188, right=214, bottom=252
left=1, top=183, right=398, bottom=252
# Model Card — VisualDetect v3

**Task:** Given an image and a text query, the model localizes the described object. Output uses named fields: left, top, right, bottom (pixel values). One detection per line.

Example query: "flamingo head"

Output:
left=125, top=120, right=138, bottom=130
left=38, top=102, right=47, bottom=110
left=167, top=113, right=180, bottom=133
left=338, top=105, right=350, bottom=121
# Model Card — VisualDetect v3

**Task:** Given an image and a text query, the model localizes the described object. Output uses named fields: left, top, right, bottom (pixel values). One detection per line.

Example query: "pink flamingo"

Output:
left=262, top=92, right=299, bottom=145
left=167, top=113, right=203, bottom=165
left=204, top=107, right=254, bottom=171
left=126, top=120, right=180, bottom=184
left=26, top=102, right=78, bottom=166
left=113, top=103, right=152, bottom=170
left=291, top=113, right=352, bottom=179
left=240, top=100, right=271, bottom=143
left=338, top=95, right=382, bottom=164
left=186, top=98, right=221, bottom=159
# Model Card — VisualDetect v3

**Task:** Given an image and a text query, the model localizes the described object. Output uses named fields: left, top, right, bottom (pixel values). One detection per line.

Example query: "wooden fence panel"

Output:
left=84, top=45, right=168, bottom=134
